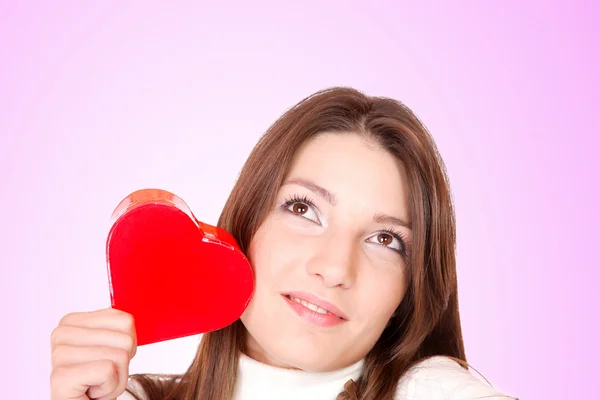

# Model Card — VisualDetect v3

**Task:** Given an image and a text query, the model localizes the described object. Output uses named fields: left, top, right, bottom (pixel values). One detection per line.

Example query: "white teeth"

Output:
left=289, top=296, right=330, bottom=315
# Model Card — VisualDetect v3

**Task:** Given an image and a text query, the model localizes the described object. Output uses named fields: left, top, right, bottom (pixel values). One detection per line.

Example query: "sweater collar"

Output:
left=235, top=352, right=364, bottom=398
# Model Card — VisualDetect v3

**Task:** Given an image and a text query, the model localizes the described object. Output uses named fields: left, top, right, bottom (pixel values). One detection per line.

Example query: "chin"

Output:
left=240, top=299, right=362, bottom=372
left=242, top=322, right=346, bottom=372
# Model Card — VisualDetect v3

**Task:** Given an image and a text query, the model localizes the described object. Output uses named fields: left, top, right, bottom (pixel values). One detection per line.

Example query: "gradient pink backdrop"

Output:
left=2, top=2, right=598, bottom=399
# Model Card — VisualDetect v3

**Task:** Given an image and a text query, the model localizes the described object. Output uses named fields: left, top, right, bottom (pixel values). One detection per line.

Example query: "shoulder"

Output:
left=117, top=378, right=147, bottom=400
left=118, top=391, right=139, bottom=400
left=117, top=375, right=182, bottom=400
left=394, top=356, right=516, bottom=400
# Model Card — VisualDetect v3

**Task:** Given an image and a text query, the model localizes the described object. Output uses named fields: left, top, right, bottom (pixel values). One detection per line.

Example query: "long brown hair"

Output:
left=127, top=87, right=465, bottom=400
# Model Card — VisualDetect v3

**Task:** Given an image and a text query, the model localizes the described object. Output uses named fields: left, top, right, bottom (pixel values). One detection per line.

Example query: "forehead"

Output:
left=285, top=133, right=410, bottom=219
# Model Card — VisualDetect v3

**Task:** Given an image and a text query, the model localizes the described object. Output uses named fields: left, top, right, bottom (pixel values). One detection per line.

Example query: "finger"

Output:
left=51, top=325, right=136, bottom=358
left=51, top=359, right=118, bottom=400
left=52, top=344, right=130, bottom=372
left=52, top=346, right=130, bottom=399
left=59, top=309, right=136, bottom=336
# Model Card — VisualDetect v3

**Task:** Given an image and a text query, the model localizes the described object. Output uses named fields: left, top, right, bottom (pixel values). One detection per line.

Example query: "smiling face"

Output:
left=240, top=132, right=412, bottom=372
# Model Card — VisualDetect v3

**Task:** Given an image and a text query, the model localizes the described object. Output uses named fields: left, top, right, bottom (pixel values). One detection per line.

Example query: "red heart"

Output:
left=106, top=189, right=254, bottom=346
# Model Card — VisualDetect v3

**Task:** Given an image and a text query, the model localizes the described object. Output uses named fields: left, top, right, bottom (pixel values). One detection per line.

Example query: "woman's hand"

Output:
left=50, top=308, right=137, bottom=400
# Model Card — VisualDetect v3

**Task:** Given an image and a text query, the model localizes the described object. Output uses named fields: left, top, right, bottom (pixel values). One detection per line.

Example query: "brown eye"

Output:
left=377, top=233, right=393, bottom=245
left=367, top=231, right=403, bottom=253
left=284, top=198, right=320, bottom=224
left=292, top=203, right=308, bottom=215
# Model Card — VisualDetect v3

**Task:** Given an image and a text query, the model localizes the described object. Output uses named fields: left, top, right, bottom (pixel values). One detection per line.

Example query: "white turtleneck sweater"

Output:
left=118, top=353, right=514, bottom=400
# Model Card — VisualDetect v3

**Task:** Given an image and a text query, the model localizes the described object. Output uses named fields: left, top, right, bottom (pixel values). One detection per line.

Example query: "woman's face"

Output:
left=240, top=133, right=412, bottom=372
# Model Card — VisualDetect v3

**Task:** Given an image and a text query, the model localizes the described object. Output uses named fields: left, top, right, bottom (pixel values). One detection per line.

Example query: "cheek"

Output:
left=246, top=220, right=299, bottom=298
left=241, top=221, right=304, bottom=330
left=249, top=217, right=307, bottom=276
left=356, top=267, right=407, bottom=327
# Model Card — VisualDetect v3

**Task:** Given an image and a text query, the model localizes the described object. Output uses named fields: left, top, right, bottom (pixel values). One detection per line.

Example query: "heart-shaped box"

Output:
left=106, top=189, right=254, bottom=346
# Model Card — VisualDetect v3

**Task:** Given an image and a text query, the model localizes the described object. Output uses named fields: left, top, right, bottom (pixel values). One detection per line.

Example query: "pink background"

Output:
left=2, top=2, right=598, bottom=399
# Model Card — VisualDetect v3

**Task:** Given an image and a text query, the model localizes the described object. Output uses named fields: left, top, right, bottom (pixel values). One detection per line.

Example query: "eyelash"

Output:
left=281, top=194, right=318, bottom=214
left=379, top=227, right=409, bottom=258
left=279, top=194, right=409, bottom=258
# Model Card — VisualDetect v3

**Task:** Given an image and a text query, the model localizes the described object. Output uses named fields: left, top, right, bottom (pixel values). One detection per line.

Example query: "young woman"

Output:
left=50, top=87, right=515, bottom=400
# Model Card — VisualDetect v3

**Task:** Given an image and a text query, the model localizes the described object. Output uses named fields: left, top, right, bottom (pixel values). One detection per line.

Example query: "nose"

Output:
left=305, top=230, right=359, bottom=289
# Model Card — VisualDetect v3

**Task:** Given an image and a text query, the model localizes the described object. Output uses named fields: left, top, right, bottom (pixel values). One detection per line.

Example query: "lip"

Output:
left=282, top=291, right=348, bottom=320
left=283, top=295, right=347, bottom=328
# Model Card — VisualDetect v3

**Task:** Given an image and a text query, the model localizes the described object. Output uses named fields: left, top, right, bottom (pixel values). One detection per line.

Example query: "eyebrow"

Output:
left=283, top=177, right=412, bottom=230
left=285, top=178, right=337, bottom=206
left=373, top=213, right=412, bottom=230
